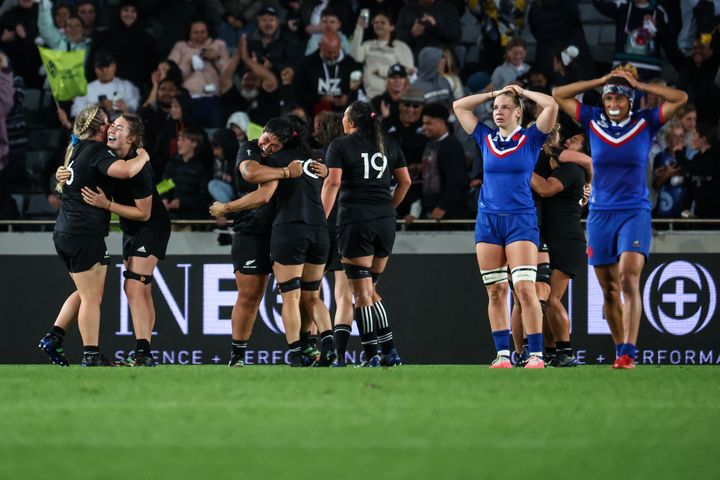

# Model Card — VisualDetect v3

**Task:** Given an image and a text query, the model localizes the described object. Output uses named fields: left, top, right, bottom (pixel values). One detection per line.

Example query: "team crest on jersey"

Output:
left=597, top=114, right=609, bottom=129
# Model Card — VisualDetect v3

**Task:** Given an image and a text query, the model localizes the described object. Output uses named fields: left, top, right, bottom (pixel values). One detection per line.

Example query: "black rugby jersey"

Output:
left=536, top=154, right=586, bottom=241
left=113, top=155, right=169, bottom=236
left=54, top=140, right=120, bottom=236
left=266, top=148, right=326, bottom=226
left=326, top=133, right=406, bottom=225
left=232, top=140, right=277, bottom=235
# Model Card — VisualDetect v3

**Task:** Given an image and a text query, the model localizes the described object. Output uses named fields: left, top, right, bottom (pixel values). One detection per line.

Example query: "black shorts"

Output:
left=337, top=217, right=396, bottom=259
left=270, top=223, right=329, bottom=266
left=538, top=234, right=550, bottom=254
left=325, top=228, right=342, bottom=272
left=232, top=233, right=273, bottom=275
left=53, top=232, right=110, bottom=273
left=548, top=238, right=587, bottom=279
left=122, top=226, right=171, bottom=261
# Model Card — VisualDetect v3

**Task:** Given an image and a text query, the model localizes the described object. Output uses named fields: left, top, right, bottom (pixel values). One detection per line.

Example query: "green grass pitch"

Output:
left=1, top=365, right=718, bottom=480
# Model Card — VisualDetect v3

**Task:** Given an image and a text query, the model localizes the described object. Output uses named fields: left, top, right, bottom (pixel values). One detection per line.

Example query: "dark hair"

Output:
left=178, top=126, right=205, bottom=151
left=320, top=7, right=339, bottom=20
left=118, top=113, right=145, bottom=149
left=158, top=77, right=181, bottom=91
left=264, top=116, right=294, bottom=145
left=371, top=10, right=396, bottom=48
left=605, top=76, right=632, bottom=88
left=282, top=113, right=313, bottom=158
left=211, top=128, right=240, bottom=160
left=52, top=3, right=73, bottom=17
left=186, top=18, right=215, bottom=41
left=346, top=100, right=384, bottom=155
left=421, top=102, right=449, bottom=122
left=696, top=122, right=717, bottom=146
left=314, top=111, right=343, bottom=147
left=158, top=59, right=183, bottom=87
left=172, top=94, right=197, bottom=125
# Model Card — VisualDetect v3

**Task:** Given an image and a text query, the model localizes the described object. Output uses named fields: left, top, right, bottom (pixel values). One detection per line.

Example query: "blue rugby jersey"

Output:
left=577, top=104, right=663, bottom=211
left=472, top=122, right=547, bottom=214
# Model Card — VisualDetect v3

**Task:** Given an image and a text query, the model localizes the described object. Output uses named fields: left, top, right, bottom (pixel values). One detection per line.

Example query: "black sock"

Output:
left=372, top=301, right=395, bottom=355
left=231, top=339, right=247, bottom=358
left=556, top=340, right=573, bottom=356
left=136, top=339, right=151, bottom=353
left=522, top=338, right=529, bottom=351
left=83, top=345, right=99, bottom=356
left=288, top=340, right=302, bottom=362
left=545, top=346, right=557, bottom=359
left=310, top=335, right=319, bottom=349
left=355, top=305, right=378, bottom=358
left=333, top=324, right=352, bottom=360
left=50, top=326, right=66, bottom=339
left=319, top=330, right=334, bottom=350
left=300, top=330, right=312, bottom=350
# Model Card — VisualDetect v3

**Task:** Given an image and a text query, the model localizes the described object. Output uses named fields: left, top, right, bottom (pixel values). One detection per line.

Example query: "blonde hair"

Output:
left=56, top=104, right=107, bottom=192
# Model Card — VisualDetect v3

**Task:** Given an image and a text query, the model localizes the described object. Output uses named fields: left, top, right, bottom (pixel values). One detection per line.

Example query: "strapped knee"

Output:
left=277, top=277, right=301, bottom=293
left=481, top=266, right=509, bottom=286
left=342, top=263, right=372, bottom=280
left=511, top=265, right=537, bottom=284
left=537, top=262, right=551, bottom=285
left=123, top=270, right=153, bottom=284
left=300, top=280, right=321, bottom=291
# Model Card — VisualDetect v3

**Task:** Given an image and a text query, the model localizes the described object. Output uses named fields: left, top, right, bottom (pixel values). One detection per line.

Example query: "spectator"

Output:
left=684, top=122, right=720, bottom=218
left=70, top=50, right=140, bottom=118
left=216, top=8, right=254, bottom=49
left=37, top=1, right=90, bottom=60
left=527, top=0, right=595, bottom=82
left=88, top=0, right=157, bottom=91
left=305, top=8, right=351, bottom=56
left=415, top=102, right=468, bottom=221
left=139, top=77, right=181, bottom=155
left=169, top=19, right=230, bottom=128
left=593, top=0, right=683, bottom=79
left=145, top=0, right=218, bottom=56
left=0, top=51, right=13, bottom=173
left=208, top=128, right=240, bottom=205
left=485, top=37, right=530, bottom=93
left=226, top=111, right=250, bottom=142
left=357, top=0, right=404, bottom=30
left=351, top=9, right=413, bottom=99
left=395, top=0, right=461, bottom=57
left=152, top=94, right=200, bottom=177
left=161, top=127, right=211, bottom=226
left=142, top=59, right=186, bottom=111
left=247, top=4, right=304, bottom=74
left=476, top=0, right=527, bottom=70
left=679, top=36, right=720, bottom=125
left=52, top=2, right=71, bottom=30
left=552, top=45, right=584, bottom=87
left=441, top=46, right=464, bottom=100
left=300, top=0, right=355, bottom=38
left=652, top=126, right=689, bottom=218
left=371, top=63, right=410, bottom=123
left=3, top=71, right=28, bottom=187
left=219, top=33, right=280, bottom=125
left=295, top=31, right=358, bottom=116
left=675, top=103, right=698, bottom=158
left=76, top=1, right=97, bottom=37
left=411, top=46, right=454, bottom=107
left=384, top=87, right=427, bottom=216
left=0, top=0, right=43, bottom=88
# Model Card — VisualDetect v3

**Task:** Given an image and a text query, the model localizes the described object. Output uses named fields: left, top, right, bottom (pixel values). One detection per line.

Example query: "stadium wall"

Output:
left=2, top=231, right=719, bottom=365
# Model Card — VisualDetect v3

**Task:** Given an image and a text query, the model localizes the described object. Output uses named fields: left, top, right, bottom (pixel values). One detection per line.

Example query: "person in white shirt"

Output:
left=71, top=50, right=140, bottom=117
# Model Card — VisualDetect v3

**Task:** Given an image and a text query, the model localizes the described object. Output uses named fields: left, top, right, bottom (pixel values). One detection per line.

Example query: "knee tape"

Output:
left=537, top=262, right=551, bottom=285
left=277, top=277, right=301, bottom=293
left=481, top=266, right=509, bottom=286
left=511, top=265, right=537, bottom=284
left=300, top=280, right=321, bottom=291
left=342, top=263, right=372, bottom=280
left=123, top=270, right=153, bottom=284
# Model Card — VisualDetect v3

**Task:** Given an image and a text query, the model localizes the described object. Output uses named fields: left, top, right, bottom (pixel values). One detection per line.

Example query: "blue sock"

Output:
left=620, top=343, right=637, bottom=359
left=527, top=333, right=543, bottom=356
left=491, top=330, right=510, bottom=356
left=615, top=344, right=624, bottom=358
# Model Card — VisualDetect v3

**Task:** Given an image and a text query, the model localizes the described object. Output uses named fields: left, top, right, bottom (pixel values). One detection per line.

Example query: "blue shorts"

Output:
left=586, top=209, right=651, bottom=266
left=474, top=212, right=539, bottom=247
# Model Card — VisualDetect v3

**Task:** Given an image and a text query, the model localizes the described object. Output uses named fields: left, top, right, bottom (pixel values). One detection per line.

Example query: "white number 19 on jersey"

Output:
left=361, top=152, right=388, bottom=179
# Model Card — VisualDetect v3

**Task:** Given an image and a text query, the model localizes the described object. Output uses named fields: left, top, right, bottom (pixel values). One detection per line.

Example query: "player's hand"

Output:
left=581, top=183, right=591, bottom=207
left=430, top=207, right=445, bottom=220
left=287, top=160, right=303, bottom=178
left=209, top=201, right=229, bottom=217
left=136, top=147, right=149, bottom=162
left=404, top=214, right=416, bottom=225
left=501, top=84, right=524, bottom=97
left=309, top=161, right=328, bottom=178
left=56, top=165, right=71, bottom=182
left=611, top=69, right=639, bottom=89
left=380, top=100, right=391, bottom=118
left=81, top=186, right=109, bottom=209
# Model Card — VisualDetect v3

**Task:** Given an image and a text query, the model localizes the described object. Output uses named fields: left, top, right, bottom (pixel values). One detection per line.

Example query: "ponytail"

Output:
left=347, top=101, right=385, bottom=157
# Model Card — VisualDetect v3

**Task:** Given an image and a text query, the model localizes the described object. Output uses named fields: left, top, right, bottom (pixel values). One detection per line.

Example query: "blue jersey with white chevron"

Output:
left=577, top=104, right=663, bottom=211
left=472, top=122, right=547, bottom=214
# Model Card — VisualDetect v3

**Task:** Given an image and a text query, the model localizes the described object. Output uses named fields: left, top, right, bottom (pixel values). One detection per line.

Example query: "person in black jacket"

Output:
left=247, top=4, right=304, bottom=74
left=0, top=0, right=43, bottom=88
left=414, top=102, right=468, bottom=222
left=395, top=0, right=461, bottom=59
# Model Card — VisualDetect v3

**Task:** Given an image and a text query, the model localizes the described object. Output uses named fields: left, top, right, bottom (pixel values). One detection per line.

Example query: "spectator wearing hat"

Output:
left=219, top=33, right=280, bottom=126
left=296, top=31, right=359, bottom=116
left=87, top=0, right=157, bottom=91
left=411, top=46, right=454, bottom=107
left=305, top=8, right=351, bottom=56
left=384, top=87, right=428, bottom=217
left=396, top=0, right=461, bottom=58
left=169, top=19, right=230, bottom=128
left=415, top=102, right=468, bottom=222
left=351, top=9, right=414, bottom=99
left=247, top=4, right=304, bottom=74
left=70, top=50, right=140, bottom=118
left=370, top=63, right=410, bottom=124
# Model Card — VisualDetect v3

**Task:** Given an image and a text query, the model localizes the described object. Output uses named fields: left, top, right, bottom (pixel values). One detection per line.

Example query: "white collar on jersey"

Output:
left=496, top=125, right=522, bottom=142
left=609, top=111, right=633, bottom=128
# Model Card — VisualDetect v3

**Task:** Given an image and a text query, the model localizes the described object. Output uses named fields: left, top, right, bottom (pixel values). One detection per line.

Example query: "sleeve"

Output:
left=37, top=1, right=64, bottom=49
left=652, top=151, right=665, bottom=170
left=527, top=124, right=549, bottom=151
left=125, top=81, right=140, bottom=112
left=214, top=39, right=230, bottom=74
left=550, top=163, right=585, bottom=190
left=350, top=33, right=365, bottom=63
left=340, top=34, right=352, bottom=56
left=431, top=6, right=461, bottom=44
left=471, top=121, right=491, bottom=149
left=391, top=138, right=407, bottom=169
left=237, top=141, right=263, bottom=163
left=325, top=139, right=345, bottom=169
left=168, top=42, right=191, bottom=79
left=576, top=103, right=594, bottom=129
left=395, top=41, right=415, bottom=71
left=91, top=146, right=120, bottom=174
left=306, top=35, right=320, bottom=56
left=646, top=107, right=664, bottom=136
left=71, top=93, right=88, bottom=117
left=130, top=166, right=154, bottom=199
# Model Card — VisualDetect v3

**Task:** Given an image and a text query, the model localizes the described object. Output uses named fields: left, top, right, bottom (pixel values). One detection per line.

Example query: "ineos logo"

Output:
left=642, top=261, right=716, bottom=336
left=259, top=274, right=333, bottom=334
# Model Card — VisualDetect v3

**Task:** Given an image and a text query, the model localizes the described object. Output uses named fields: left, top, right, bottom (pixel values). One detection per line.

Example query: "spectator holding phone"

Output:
left=70, top=50, right=140, bottom=118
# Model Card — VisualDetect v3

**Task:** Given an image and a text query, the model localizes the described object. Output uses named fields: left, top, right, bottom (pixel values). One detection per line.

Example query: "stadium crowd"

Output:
left=0, top=0, right=719, bottom=227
